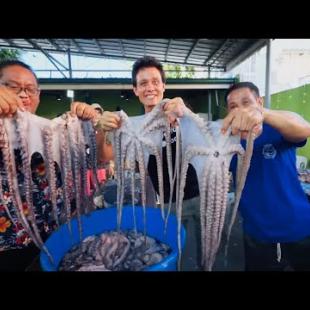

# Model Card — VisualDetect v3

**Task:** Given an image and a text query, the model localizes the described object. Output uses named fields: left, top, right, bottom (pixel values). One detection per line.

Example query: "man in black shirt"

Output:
left=98, top=56, right=201, bottom=270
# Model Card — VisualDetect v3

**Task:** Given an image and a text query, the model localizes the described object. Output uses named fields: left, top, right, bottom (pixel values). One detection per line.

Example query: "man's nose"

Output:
left=18, top=89, right=30, bottom=98
left=145, top=82, right=155, bottom=91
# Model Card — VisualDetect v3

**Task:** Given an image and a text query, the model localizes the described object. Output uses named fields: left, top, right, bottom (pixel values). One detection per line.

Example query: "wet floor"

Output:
left=213, top=213, right=245, bottom=271
left=180, top=210, right=245, bottom=272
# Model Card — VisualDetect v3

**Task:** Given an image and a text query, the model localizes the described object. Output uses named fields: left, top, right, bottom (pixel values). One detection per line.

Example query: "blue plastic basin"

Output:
left=40, top=205, right=186, bottom=271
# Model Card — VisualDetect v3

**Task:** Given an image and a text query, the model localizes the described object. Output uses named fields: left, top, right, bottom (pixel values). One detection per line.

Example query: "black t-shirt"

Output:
left=147, top=127, right=200, bottom=203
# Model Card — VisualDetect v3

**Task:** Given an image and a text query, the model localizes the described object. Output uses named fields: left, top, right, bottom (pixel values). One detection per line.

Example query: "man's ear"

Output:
left=258, top=96, right=264, bottom=107
left=133, top=87, right=138, bottom=97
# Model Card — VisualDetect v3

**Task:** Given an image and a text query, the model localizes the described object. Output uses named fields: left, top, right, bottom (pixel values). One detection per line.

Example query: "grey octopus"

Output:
left=0, top=111, right=99, bottom=266
left=104, top=100, right=255, bottom=271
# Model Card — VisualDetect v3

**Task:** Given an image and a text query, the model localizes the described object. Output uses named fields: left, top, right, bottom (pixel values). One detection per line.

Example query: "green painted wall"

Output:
left=270, top=84, right=310, bottom=165
left=36, top=95, right=71, bottom=118
left=37, top=90, right=143, bottom=119
left=37, top=88, right=228, bottom=119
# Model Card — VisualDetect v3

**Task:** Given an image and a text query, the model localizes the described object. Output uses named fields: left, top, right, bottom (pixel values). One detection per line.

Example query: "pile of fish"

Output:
left=59, top=230, right=171, bottom=271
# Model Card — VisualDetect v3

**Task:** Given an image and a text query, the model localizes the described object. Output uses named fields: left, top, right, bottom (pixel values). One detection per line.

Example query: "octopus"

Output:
left=59, top=230, right=171, bottom=271
left=108, top=99, right=175, bottom=235
left=0, top=99, right=254, bottom=272
left=108, top=100, right=255, bottom=271
left=0, top=110, right=99, bottom=267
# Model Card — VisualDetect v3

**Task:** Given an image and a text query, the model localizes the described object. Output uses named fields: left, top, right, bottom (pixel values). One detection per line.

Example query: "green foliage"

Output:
left=164, top=63, right=196, bottom=78
left=0, top=49, right=21, bottom=61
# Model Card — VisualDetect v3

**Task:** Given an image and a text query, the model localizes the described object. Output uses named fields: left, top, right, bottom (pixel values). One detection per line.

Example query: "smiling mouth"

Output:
left=145, top=95, right=156, bottom=100
left=22, top=103, right=31, bottom=110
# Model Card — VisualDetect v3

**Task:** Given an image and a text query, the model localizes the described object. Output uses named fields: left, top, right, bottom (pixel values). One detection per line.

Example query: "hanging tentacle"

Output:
left=225, top=131, right=255, bottom=257
left=0, top=118, right=54, bottom=266
left=67, top=117, right=83, bottom=241
left=59, top=119, right=73, bottom=236
left=42, top=127, right=59, bottom=227
left=135, top=140, right=147, bottom=237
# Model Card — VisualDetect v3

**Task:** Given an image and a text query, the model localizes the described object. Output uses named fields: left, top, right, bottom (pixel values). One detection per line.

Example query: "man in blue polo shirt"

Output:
left=222, top=81, right=310, bottom=271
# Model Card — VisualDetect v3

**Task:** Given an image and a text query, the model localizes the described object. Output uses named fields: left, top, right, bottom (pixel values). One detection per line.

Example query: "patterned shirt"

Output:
left=0, top=150, right=63, bottom=251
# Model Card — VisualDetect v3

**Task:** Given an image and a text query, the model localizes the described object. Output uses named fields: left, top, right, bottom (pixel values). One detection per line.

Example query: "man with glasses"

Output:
left=0, top=60, right=97, bottom=270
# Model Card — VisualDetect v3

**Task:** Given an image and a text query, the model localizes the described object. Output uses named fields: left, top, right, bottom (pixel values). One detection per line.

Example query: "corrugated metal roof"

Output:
left=0, top=38, right=268, bottom=71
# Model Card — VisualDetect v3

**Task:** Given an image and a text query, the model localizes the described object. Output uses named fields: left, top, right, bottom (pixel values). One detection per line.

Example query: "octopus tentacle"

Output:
left=164, top=124, right=180, bottom=233
left=67, top=117, right=83, bottom=241
left=77, top=121, right=92, bottom=214
left=42, top=127, right=59, bottom=227
left=0, top=118, right=54, bottom=265
left=59, top=119, right=73, bottom=236
left=135, top=140, right=147, bottom=236
left=130, top=152, right=137, bottom=233
left=139, top=136, right=165, bottom=220
left=225, top=131, right=255, bottom=257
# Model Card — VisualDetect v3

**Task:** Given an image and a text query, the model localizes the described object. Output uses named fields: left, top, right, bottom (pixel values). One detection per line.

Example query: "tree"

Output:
left=0, top=49, right=21, bottom=62
left=164, top=63, right=196, bottom=78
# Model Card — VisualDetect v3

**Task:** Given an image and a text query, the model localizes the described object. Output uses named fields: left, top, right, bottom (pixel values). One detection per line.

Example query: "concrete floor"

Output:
left=180, top=208, right=245, bottom=271
left=213, top=213, right=245, bottom=271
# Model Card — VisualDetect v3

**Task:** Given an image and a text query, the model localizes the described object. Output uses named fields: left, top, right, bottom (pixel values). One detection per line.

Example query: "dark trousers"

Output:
left=244, top=234, right=310, bottom=271
left=0, top=244, right=40, bottom=271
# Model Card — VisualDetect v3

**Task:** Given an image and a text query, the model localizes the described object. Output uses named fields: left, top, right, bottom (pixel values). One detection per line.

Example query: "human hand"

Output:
left=0, top=85, right=25, bottom=117
left=96, top=111, right=121, bottom=132
left=70, top=101, right=97, bottom=121
left=107, top=164, right=115, bottom=178
left=162, top=97, right=187, bottom=126
left=221, top=105, right=263, bottom=139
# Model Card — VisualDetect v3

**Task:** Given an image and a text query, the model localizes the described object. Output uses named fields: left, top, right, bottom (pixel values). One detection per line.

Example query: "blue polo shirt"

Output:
left=230, top=123, right=310, bottom=243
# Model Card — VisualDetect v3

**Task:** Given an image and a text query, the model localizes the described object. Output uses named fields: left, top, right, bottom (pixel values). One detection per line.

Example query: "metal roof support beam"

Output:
left=48, top=39, right=64, bottom=52
left=71, top=39, right=84, bottom=53
left=215, top=90, right=219, bottom=106
left=3, top=39, right=20, bottom=49
left=185, top=39, right=200, bottom=63
left=27, top=39, right=68, bottom=79
left=68, top=49, right=73, bottom=79
left=265, top=39, right=272, bottom=109
left=165, top=39, right=172, bottom=61
left=204, top=39, right=232, bottom=66
left=119, top=40, right=125, bottom=57
left=225, top=39, right=268, bottom=71
left=93, top=39, right=105, bottom=54
left=27, top=39, right=69, bottom=70
left=208, top=90, right=212, bottom=121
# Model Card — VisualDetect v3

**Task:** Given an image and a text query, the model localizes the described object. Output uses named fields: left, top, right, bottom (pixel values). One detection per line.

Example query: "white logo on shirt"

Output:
left=262, top=144, right=277, bottom=159
left=162, top=128, right=176, bottom=148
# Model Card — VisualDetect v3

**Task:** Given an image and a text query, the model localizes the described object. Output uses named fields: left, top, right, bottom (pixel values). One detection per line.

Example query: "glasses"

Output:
left=1, top=82, right=40, bottom=97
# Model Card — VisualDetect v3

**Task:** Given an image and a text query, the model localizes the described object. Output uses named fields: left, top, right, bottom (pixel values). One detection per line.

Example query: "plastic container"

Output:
left=40, top=205, right=186, bottom=271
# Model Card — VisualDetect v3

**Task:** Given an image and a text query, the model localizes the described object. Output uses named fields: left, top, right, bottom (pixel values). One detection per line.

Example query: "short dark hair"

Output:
left=0, top=60, right=38, bottom=84
left=225, top=81, right=260, bottom=103
left=132, top=56, right=166, bottom=87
